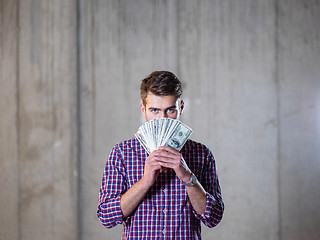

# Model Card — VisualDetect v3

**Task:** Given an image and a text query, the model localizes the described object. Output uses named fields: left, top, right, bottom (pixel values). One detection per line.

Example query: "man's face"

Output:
left=140, top=93, right=184, bottom=121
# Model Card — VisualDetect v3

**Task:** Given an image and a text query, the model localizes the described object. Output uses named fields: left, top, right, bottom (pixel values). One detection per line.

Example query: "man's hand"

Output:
left=153, top=146, right=192, bottom=183
left=141, top=151, right=168, bottom=187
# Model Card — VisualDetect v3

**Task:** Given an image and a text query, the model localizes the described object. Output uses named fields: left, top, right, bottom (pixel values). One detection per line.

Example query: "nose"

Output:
left=159, top=111, right=167, bottom=118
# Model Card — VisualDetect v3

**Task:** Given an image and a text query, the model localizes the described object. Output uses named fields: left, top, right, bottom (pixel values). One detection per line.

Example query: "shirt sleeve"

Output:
left=192, top=149, right=224, bottom=228
left=97, top=145, right=128, bottom=228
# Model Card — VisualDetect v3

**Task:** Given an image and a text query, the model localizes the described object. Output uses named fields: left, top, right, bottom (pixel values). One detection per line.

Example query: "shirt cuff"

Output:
left=97, top=195, right=131, bottom=228
left=192, top=192, right=223, bottom=228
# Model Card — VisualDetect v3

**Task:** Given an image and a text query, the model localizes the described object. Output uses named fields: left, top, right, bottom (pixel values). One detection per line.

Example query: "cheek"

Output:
left=168, top=111, right=178, bottom=118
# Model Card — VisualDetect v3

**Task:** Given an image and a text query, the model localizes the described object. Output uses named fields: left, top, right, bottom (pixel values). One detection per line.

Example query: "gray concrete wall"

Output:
left=1, top=0, right=78, bottom=239
left=1, top=0, right=319, bottom=240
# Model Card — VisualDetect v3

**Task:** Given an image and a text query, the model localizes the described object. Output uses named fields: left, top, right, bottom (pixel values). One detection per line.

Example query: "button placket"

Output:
left=163, top=187, right=167, bottom=214
left=162, top=186, right=167, bottom=236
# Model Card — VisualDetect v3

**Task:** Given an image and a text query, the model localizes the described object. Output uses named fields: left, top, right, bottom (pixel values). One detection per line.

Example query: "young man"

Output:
left=97, top=71, right=224, bottom=239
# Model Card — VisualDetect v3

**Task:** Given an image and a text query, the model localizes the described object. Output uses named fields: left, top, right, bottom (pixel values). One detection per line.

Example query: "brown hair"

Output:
left=140, top=71, right=182, bottom=105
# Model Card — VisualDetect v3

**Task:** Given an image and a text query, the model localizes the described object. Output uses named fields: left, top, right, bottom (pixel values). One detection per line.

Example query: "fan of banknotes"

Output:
left=135, top=118, right=193, bottom=154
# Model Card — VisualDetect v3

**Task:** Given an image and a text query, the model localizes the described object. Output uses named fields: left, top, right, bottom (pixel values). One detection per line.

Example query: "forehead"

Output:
left=145, top=93, right=178, bottom=107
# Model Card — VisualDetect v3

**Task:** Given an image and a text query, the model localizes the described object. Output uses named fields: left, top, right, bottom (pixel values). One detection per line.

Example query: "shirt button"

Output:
left=163, top=188, right=167, bottom=193
left=162, top=229, right=166, bottom=234
left=163, top=209, right=167, bottom=214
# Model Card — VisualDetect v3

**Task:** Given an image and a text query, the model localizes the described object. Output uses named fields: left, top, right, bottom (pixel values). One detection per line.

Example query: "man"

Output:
left=97, top=71, right=224, bottom=239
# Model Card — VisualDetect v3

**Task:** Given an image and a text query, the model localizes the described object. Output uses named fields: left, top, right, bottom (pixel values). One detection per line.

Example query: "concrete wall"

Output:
left=1, top=0, right=78, bottom=240
left=1, top=0, right=319, bottom=239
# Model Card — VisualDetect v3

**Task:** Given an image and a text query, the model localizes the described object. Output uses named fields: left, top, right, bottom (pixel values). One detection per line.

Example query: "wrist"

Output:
left=180, top=172, right=192, bottom=183
left=182, top=172, right=197, bottom=187
left=139, top=175, right=154, bottom=189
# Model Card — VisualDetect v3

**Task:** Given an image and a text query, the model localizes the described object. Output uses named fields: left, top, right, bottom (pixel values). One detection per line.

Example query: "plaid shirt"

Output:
left=97, top=138, right=224, bottom=239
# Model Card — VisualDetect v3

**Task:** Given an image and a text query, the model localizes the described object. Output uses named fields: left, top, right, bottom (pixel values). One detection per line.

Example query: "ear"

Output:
left=179, top=99, right=184, bottom=115
left=140, top=102, right=146, bottom=118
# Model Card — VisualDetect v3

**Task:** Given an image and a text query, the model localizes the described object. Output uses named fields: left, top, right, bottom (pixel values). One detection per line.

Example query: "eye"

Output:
left=167, top=108, right=176, bottom=113
left=150, top=109, right=158, bottom=113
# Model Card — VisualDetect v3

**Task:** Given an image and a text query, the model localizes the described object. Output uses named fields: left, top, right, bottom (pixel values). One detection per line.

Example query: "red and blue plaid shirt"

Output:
left=97, top=138, right=224, bottom=239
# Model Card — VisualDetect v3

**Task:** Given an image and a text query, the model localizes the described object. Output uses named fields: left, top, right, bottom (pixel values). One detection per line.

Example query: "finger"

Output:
left=162, top=167, right=168, bottom=173
left=147, top=159, right=163, bottom=167
left=151, top=149, right=163, bottom=155
left=155, top=152, right=181, bottom=162
left=159, top=166, right=169, bottom=173
left=159, top=161, right=176, bottom=169
left=158, top=146, right=180, bottom=155
left=145, top=157, right=163, bottom=170
left=156, top=156, right=181, bottom=167
left=156, top=148, right=178, bottom=157
left=147, top=153, right=164, bottom=163
left=155, top=154, right=177, bottom=163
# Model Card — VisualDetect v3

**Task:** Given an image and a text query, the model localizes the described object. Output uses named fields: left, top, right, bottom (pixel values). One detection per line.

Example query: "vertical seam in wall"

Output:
left=123, top=0, right=129, bottom=127
left=274, top=0, right=281, bottom=239
left=90, top=0, right=96, bottom=165
left=176, top=0, right=180, bottom=77
left=76, top=0, right=82, bottom=239
left=16, top=0, right=21, bottom=239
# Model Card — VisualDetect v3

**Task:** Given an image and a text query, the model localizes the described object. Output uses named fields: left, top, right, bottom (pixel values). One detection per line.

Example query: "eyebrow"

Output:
left=149, top=105, right=177, bottom=111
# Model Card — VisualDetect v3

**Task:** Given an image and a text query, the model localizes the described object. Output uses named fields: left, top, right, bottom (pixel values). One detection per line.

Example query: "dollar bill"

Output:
left=135, top=118, right=192, bottom=154
left=164, top=123, right=192, bottom=152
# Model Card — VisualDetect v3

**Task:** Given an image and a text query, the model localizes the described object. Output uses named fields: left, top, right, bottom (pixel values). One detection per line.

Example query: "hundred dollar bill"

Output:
left=163, top=123, right=192, bottom=152
left=135, top=118, right=192, bottom=154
